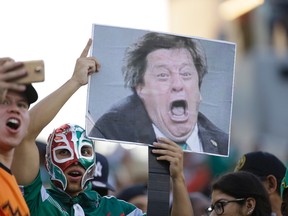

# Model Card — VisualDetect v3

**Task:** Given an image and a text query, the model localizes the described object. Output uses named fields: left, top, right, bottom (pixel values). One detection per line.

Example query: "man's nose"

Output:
left=171, top=73, right=184, bottom=91
left=7, top=102, right=21, bottom=112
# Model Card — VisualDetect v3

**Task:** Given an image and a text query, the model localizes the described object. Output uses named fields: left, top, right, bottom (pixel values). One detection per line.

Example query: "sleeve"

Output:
left=23, top=171, right=43, bottom=206
left=23, top=172, right=61, bottom=215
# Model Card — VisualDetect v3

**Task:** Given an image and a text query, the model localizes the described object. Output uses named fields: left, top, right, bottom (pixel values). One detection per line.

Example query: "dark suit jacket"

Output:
left=89, top=93, right=228, bottom=156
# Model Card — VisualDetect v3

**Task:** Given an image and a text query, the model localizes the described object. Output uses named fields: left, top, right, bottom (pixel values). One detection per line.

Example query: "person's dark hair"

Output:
left=122, top=32, right=207, bottom=92
left=212, top=171, right=271, bottom=216
left=116, top=183, right=147, bottom=202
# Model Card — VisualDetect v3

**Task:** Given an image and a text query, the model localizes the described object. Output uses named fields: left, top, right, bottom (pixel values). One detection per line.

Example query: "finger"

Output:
left=0, top=83, right=26, bottom=104
left=156, top=137, right=177, bottom=146
left=1, top=71, right=27, bottom=81
left=152, top=147, right=180, bottom=157
left=0, top=89, right=8, bottom=103
left=1, top=62, right=25, bottom=74
left=0, top=80, right=26, bottom=90
left=153, top=140, right=179, bottom=152
left=154, top=153, right=181, bottom=169
left=0, top=57, right=14, bottom=66
left=87, top=57, right=101, bottom=72
left=0, top=64, right=26, bottom=81
left=80, top=38, right=92, bottom=58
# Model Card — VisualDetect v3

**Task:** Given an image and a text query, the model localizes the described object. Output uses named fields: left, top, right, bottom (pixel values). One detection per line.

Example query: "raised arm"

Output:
left=11, top=39, right=100, bottom=185
left=152, top=137, right=193, bottom=216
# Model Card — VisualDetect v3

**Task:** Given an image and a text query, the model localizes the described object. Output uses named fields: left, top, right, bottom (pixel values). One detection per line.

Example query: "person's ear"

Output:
left=245, top=197, right=256, bottom=215
left=266, top=175, right=278, bottom=193
left=135, top=84, right=144, bottom=96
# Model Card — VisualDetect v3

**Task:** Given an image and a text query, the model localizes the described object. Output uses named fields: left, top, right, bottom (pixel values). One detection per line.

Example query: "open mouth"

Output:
left=68, top=171, right=82, bottom=177
left=171, top=100, right=187, bottom=116
left=170, top=100, right=189, bottom=121
left=6, top=118, right=20, bottom=130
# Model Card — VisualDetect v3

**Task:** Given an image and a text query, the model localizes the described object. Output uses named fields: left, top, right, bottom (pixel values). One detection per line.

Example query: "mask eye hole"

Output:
left=53, top=146, right=73, bottom=163
left=56, top=149, right=71, bottom=158
left=81, top=145, right=93, bottom=157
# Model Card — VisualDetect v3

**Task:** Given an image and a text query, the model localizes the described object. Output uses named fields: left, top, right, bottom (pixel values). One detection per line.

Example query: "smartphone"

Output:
left=15, top=60, right=45, bottom=84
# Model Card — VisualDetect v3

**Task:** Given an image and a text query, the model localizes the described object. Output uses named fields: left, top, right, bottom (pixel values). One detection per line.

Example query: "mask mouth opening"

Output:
left=68, top=171, right=82, bottom=177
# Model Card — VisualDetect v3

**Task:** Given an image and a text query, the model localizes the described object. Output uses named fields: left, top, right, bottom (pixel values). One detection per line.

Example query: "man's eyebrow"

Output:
left=6, top=95, right=29, bottom=104
left=19, top=98, right=29, bottom=103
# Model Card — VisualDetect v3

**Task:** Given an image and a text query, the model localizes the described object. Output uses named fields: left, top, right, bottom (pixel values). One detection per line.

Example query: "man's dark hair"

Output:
left=122, top=32, right=207, bottom=91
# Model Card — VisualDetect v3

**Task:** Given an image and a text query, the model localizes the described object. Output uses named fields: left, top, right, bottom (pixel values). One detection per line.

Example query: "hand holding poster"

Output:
left=86, top=24, right=236, bottom=156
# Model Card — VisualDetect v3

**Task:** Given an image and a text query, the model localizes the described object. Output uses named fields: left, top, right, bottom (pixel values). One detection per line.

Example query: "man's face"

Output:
left=48, top=124, right=95, bottom=196
left=136, top=48, right=201, bottom=142
left=0, top=91, right=30, bottom=151
left=54, top=144, right=94, bottom=196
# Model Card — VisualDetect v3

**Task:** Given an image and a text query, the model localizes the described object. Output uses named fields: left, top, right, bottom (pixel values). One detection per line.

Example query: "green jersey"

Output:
left=23, top=173, right=146, bottom=216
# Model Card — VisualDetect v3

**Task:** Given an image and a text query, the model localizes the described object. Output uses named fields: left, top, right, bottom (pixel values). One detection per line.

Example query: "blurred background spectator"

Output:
left=116, top=183, right=148, bottom=213
left=36, top=140, right=50, bottom=188
left=91, top=152, right=115, bottom=196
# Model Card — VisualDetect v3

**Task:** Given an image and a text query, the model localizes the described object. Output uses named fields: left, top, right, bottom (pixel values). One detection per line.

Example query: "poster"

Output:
left=86, top=24, right=236, bottom=156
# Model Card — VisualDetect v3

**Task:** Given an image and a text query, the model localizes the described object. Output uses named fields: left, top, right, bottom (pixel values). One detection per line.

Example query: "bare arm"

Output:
left=11, top=39, right=100, bottom=185
left=152, top=137, right=193, bottom=216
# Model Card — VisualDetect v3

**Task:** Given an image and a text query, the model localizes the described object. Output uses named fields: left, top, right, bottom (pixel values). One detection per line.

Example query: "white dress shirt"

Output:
left=152, top=124, right=203, bottom=153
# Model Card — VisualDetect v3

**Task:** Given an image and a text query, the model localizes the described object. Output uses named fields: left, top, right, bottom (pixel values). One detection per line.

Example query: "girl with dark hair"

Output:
left=208, top=171, right=271, bottom=216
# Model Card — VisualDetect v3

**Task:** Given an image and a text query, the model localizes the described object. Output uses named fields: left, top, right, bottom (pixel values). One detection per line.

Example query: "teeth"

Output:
left=71, top=171, right=79, bottom=174
left=69, top=171, right=81, bottom=176
left=8, top=118, right=19, bottom=124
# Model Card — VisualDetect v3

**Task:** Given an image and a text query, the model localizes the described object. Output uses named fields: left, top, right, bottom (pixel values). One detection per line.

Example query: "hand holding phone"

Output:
left=14, top=60, right=45, bottom=84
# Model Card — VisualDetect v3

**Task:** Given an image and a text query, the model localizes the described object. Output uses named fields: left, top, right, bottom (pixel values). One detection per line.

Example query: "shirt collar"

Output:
left=152, top=124, right=203, bottom=152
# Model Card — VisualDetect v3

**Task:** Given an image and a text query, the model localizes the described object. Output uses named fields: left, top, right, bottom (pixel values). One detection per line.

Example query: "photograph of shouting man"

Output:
left=87, top=25, right=235, bottom=156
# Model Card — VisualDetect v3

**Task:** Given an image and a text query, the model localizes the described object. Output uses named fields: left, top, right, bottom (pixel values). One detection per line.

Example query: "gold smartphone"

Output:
left=15, top=60, right=45, bottom=84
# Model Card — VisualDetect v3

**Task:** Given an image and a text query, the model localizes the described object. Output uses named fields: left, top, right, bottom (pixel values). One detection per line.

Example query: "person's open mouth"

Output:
left=67, top=169, right=83, bottom=181
left=6, top=118, right=20, bottom=131
left=169, top=100, right=189, bottom=122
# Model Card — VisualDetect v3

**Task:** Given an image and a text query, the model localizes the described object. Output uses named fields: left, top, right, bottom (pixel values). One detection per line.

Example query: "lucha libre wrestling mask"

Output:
left=45, top=123, right=96, bottom=190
